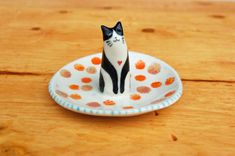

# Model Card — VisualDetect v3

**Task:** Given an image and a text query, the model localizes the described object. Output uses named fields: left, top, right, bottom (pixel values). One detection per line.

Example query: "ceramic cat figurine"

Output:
left=99, top=21, right=130, bottom=95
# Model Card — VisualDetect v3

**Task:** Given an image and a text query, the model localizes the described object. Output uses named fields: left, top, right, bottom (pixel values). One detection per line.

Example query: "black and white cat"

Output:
left=99, top=21, right=130, bottom=95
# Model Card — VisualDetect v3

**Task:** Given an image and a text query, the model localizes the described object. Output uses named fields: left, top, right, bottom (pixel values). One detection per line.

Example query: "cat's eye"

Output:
left=115, top=27, right=123, bottom=36
left=104, top=32, right=112, bottom=40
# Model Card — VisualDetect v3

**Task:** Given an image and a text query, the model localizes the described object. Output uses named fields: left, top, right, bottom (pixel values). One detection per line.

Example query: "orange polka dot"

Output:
left=103, top=100, right=115, bottom=105
left=91, top=57, right=101, bottom=65
left=87, top=102, right=101, bottom=107
left=151, top=82, right=162, bottom=88
left=135, top=60, right=145, bottom=69
left=135, top=75, right=146, bottom=81
left=74, top=64, right=85, bottom=71
left=81, top=77, right=92, bottom=83
left=81, top=85, right=93, bottom=91
left=137, top=86, right=151, bottom=94
left=70, top=94, right=81, bottom=100
left=55, top=90, right=68, bottom=98
left=165, top=90, right=176, bottom=97
left=165, top=77, right=175, bottom=85
left=69, top=84, right=79, bottom=90
left=123, top=106, right=134, bottom=109
left=130, top=94, right=141, bottom=100
left=60, top=69, right=71, bottom=78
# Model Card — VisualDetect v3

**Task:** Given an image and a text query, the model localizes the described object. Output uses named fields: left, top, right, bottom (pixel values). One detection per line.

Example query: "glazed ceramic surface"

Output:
left=100, top=21, right=130, bottom=95
left=48, top=51, right=183, bottom=116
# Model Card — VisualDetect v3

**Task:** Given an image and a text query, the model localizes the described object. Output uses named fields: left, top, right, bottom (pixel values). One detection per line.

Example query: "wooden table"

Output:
left=0, top=0, right=235, bottom=155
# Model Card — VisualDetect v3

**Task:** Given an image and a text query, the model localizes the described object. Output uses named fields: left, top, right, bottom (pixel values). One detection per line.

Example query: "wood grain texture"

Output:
left=0, top=0, right=235, bottom=155
left=0, top=75, right=234, bottom=155
left=1, top=0, right=235, bottom=81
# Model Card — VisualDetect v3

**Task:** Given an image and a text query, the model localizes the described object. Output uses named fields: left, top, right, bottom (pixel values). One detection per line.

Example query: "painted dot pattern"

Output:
left=148, top=63, right=161, bottom=74
left=165, top=90, right=176, bottom=97
left=69, top=84, right=79, bottom=90
left=123, top=106, right=134, bottom=109
left=60, top=69, right=71, bottom=78
left=130, top=94, right=141, bottom=100
left=135, top=60, right=145, bottom=69
left=87, top=102, right=101, bottom=107
left=70, top=94, right=81, bottom=100
left=151, top=98, right=166, bottom=104
left=55, top=54, right=179, bottom=112
left=137, top=86, right=151, bottom=94
left=55, top=90, right=68, bottom=98
left=81, top=85, right=93, bottom=91
left=86, top=66, right=97, bottom=74
left=81, top=77, right=92, bottom=83
left=91, top=57, right=101, bottom=65
left=165, top=77, right=175, bottom=85
left=103, top=100, right=115, bottom=105
left=151, top=82, right=162, bottom=88
left=74, top=64, right=85, bottom=71
left=135, top=75, right=146, bottom=81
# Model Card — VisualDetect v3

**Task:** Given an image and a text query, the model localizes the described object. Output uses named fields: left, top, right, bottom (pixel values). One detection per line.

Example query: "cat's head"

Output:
left=101, top=21, right=126, bottom=47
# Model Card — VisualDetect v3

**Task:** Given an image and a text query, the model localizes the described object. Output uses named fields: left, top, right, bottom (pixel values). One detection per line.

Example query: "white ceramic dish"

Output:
left=48, top=51, right=183, bottom=116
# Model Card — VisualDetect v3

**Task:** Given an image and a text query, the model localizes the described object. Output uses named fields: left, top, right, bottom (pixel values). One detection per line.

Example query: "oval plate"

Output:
left=48, top=52, right=183, bottom=116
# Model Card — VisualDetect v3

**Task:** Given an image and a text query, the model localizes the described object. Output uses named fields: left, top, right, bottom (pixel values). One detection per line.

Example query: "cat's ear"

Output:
left=114, top=21, right=123, bottom=36
left=101, top=25, right=113, bottom=41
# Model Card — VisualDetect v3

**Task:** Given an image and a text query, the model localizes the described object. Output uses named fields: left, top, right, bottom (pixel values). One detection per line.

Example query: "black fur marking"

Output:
left=101, top=26, right=113, bottom=41
left=101, top=21, right=123, bottom=41
left=99, top=72, right=105, bottom=92
left=100, top=52, right=118, bottom=94
left=120, top=53, right=130, bottom=93
left=114, top=21, right=124, bottom=36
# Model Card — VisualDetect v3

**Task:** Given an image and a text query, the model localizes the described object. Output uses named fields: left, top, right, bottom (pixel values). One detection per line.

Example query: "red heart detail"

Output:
left=118, top=60, right=122, bottom=65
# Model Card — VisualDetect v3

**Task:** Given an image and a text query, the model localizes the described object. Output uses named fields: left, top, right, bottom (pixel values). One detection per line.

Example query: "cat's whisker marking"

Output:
left=107, top=43, right=113, bottom=47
